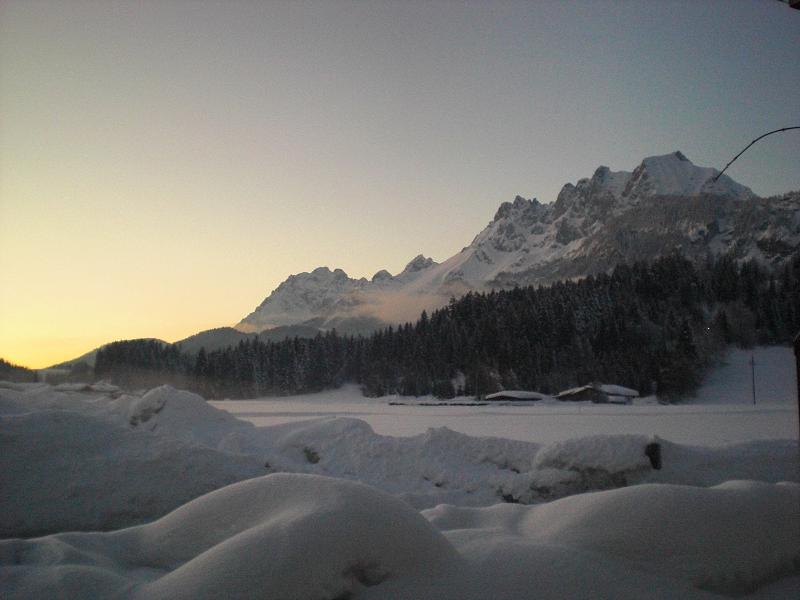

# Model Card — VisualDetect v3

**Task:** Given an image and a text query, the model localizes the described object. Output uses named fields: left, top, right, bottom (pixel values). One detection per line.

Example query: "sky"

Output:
left=1, top=0, right=799, bottom=369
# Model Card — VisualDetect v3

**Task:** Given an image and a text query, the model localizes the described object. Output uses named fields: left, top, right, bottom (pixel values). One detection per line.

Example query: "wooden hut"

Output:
left=556, top=383, right=639, bottom=404
left=555, top=385, right=604, bottom=403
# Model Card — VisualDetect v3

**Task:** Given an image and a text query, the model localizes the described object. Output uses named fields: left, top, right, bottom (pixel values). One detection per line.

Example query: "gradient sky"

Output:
left=1, top=0, right=799, bottom=368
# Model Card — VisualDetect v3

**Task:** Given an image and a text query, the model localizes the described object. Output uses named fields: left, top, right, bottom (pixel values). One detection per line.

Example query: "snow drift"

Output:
left=0, top=409, right=265, bottom=537
left=2, top=382, right=798, bottom=538
left=2, top=474, right=798, bottom=599
left=425, top=480, right=800, bottom=597
left=0, top=474, right=460, bottom=600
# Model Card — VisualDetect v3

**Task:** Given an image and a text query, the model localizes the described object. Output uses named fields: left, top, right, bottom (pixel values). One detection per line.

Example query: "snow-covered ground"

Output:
left=212, top=346, right=798, bottom=446
left=693, top=346, right=797, bottom=405
left=213, top=395, right=797, bottom=446
left=1, top=345, right=798, bottom=598
left=3, top=473, right=798, bottom=600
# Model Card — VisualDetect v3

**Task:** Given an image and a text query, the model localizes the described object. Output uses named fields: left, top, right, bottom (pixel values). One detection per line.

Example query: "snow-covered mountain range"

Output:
left=239, top=151, right=798, bottom=334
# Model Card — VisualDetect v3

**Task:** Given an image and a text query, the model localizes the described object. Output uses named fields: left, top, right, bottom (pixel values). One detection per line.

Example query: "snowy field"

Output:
left=212, top=346, right=799, bottom=446
left=1, top=345, right=798, bottom=599
left=212, top=395, right=797, bottom=447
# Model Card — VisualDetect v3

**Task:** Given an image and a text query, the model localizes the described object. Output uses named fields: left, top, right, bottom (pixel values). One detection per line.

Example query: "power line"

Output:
left=713, top=126, right=800, bottom=182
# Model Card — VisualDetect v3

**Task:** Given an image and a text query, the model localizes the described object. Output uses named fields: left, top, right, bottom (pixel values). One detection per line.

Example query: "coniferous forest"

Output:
left=0, top=358, right=38, bottom=383
left=93, top=253, right=800, bottom=400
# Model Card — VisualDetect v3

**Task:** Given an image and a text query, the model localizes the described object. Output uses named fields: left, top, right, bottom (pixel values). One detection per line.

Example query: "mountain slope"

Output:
left=49, top=338, right=167, bottom=369
left=238, top=256, right=446, bottom=333
left=176, top=328, right=255, bottom=355
left=237, top=152, right=798, bottom=334
left=176, top=325, right=326, bottom=355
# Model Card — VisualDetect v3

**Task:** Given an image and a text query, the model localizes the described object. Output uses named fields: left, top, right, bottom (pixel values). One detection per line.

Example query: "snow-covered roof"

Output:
left=556, top=384, right=639, bottom=398
left=486, top=390, right=549, bottom=401
left=597, top=384, right=639, bottom=397
left=555, top=385, right=594, bottom=398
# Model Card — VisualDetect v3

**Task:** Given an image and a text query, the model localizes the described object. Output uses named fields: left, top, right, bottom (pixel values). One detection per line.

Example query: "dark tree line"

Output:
left=0, top=358, right=38, bottom=383
left=94, top=253, right=800, bottom=399
left=94, top=339, right=194, bottom=390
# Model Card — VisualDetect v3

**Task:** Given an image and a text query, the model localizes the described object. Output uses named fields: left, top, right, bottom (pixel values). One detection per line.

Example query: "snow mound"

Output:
left=53, top=381, right=121, bottom=394
left=520, top=434, right=657, bottom=501
left=0, top=382, right=253, bottom=449
left=426, top=480, right=800, bottom=596
left=125, top=385, right=253, bottom=447
left=3, top=475, right=797, bottom=599
left=220, top=418, right=545, bottom=507
left=534, top=480, right=800, bottom=594
left=1, top=474, right=460, bottom=600
left=0, top=409, right=264, bottom=537
left=533, top=434, right=654, bottom=473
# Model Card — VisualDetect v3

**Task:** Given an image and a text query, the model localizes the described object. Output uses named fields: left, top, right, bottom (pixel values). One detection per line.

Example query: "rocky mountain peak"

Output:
left=371, top=269, right=392, bottom=283
left=622, top=151, right=754, bottom=200
left=493, top=196, right=540, bottom=221
left=401, top=255, right=437, bottom=274
left=236, top=152, right=793, bottom=336
left=282, top=266, right=354, bottom=289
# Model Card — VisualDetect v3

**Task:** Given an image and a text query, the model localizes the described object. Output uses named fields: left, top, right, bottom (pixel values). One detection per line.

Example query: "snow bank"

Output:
left=1, top=474, right=461, bottom=600
left=3, top=382, right=797, bottom=538
left=426, top=481, right=800, bottom=596
left=220, top=418, right=543, bottom=507
left=655, top=438, right=800, bottom=488
left=520, top=434, right=656, bottom=501
left=3, top=381, right=799, bottom=597
left=124, top=385, right=253, bottom=447
left=221, top=420, right=799, bottom=508
left=533, top=434, right=653, bottom=473
left=533, top=481, right=800, bottom=594
left=3, top=474, right=797, bottom=599
left=53, top=381, right=121, bottom=394
left=0, top=408, right=265, bottom=537
left=0, top=382, right=250, bottom=437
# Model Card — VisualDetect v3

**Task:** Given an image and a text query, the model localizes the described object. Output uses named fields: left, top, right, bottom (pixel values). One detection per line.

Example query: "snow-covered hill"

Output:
left=238, top=152, right=799, bottom=333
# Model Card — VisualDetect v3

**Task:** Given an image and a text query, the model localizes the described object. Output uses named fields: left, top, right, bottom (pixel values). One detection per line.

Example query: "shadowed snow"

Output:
left=2, top=474, right=797, bottom=599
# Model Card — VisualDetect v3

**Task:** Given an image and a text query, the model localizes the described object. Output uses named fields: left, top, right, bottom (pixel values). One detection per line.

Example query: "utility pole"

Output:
left=794, top=332, right=799, bottom=440
left=750, top=353, right=756, bottom=405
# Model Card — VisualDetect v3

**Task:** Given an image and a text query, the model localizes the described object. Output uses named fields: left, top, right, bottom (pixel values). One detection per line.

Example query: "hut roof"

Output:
left=486, top=390, right=550, bottom=401
left=556, top=383, right=639, bottom=399
left=555, top=385, right=595, bottom=398
left=597, top=384, right=639, bottom=397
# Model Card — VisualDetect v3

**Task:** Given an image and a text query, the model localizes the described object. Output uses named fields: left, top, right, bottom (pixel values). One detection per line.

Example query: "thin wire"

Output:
left=713, top=126, right=800, bottom=182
